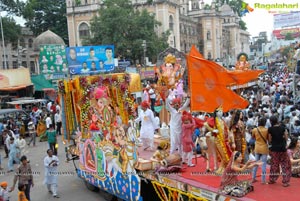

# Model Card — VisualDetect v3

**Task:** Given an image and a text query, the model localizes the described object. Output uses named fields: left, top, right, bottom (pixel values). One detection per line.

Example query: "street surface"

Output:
left=0, top=136, right=116, bottom=201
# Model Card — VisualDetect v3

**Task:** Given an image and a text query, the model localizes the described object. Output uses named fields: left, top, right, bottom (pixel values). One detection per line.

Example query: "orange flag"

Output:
left=189, top=45, right=264, bottom=86
left=187, top=47, right=249, bottom=112
left=227, top=70, right=264, bottom=85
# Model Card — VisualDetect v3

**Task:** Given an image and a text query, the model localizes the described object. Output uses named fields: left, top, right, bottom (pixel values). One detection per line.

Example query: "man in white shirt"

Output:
left=148, top=85, right=156, bottom=111
left=45, top=113, right=52, bottom=129
left=54, top=110, right=62, bottom=135
left=44, top=149, right=60, bottom=198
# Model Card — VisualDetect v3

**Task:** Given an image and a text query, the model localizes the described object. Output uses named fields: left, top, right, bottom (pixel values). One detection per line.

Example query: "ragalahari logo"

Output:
left=240, top=1, right=254, bottom=16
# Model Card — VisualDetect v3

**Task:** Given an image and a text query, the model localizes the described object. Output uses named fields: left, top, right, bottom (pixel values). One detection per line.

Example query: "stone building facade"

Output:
left=0, top=27, right=36, bottom=71
left=65, top=0, right=250, bottom=63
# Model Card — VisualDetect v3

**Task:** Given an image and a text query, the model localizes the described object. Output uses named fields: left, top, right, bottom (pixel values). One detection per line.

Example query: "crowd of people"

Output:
left=0, top=100, right=62, bottom=200
left=1, top=60, right=300, bottom=199
left=138, top=64, right=300, bottom=198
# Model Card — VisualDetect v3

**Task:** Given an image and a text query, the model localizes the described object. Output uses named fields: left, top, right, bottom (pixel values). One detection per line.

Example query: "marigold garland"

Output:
left=215, top=118, right=230, bottom=163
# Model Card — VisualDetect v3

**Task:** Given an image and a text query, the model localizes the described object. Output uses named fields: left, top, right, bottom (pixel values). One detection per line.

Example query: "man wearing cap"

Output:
left=165, top=95, right=190, bottom=155
left=11, top=155, right=33, bottom=201
left=135, top=101, right=156, bottom=151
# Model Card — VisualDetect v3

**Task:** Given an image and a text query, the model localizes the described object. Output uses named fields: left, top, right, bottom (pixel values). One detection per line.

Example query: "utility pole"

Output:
left=142, top=40, right=146, bottom=66
left=0, top=12, right=7, bottom=69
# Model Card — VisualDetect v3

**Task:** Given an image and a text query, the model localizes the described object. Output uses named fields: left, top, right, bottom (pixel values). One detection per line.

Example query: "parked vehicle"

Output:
left=0, top=108, right=31, bottom=136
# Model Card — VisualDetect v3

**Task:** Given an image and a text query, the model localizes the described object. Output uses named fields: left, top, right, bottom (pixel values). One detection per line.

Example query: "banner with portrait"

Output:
left=66, top=45, right=115, bottom=75
left=39, top=44, right=68, bottom=80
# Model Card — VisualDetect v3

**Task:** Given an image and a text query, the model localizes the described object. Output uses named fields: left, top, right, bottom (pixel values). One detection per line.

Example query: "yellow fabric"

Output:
left=18, top=191, right=28, bottom=201
left=252, top=126, right=269, bottom=155
left=151, top=180, right=208, bottom=201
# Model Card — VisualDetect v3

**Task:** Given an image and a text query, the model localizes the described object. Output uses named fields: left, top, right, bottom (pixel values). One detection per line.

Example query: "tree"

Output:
left=0, top=16, right=21, bottom=44
left=285, top=33, right=294, bottom=40
left=88, top=0, right=169, bottom=64
left=21, top=0, right=68, bottom=45
left=0, top=0, right=25, bottom=16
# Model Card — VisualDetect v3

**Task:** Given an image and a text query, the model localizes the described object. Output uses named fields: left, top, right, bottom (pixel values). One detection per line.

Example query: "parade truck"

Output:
left=58, top=73, right=211, bottom=201
left=59, top=73, right=144, bottom=200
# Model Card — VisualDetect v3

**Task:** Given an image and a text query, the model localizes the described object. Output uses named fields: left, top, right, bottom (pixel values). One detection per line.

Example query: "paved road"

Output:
left=0, top=136, right=116, bottom=201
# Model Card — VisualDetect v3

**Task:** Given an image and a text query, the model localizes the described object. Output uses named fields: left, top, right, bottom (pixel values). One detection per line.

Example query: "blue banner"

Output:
left=66, top=45, right=115, bottom=75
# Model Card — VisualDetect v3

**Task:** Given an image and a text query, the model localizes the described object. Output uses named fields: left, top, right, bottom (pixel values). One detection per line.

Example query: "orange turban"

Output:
left=0, top=181, right=7, bottom=188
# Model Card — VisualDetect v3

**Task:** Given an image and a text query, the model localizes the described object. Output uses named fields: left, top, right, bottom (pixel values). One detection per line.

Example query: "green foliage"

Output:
left=239, top=20, right=247, bottom=30
left=203, top=4, right=211, bottom=10
left=0, top=0, right=25, bottom=16
left=75, top=0, right=81, bottom=6
left=284, top=33, right=294, bottom=40
left=0, top=17, right=21, bottom=44
left=22, top=0, right=68, bottom=45
left=87, top=0, right=169, bottom=63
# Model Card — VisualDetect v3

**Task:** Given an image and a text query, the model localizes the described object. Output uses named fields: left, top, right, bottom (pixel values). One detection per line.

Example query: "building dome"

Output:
left=32, top=30, right=65, bottom=52
left=220, top=4, right=234, bottom=16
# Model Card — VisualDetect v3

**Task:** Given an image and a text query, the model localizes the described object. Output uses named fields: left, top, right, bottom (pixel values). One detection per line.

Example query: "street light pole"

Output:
left=142, top=40, right=146, bottom=66
left=0, top=12, right=7, bottom=69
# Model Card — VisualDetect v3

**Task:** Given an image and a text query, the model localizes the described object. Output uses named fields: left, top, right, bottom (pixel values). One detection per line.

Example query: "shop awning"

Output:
left=31, top=75, right=56, bottom=91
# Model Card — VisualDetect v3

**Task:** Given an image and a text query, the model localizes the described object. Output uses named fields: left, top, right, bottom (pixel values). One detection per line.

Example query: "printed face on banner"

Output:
left=66, top=46, right=115, bottom=75
left=39, top=44, right=68, bottom=80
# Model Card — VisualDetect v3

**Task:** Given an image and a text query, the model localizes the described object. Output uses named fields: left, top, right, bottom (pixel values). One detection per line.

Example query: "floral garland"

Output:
left=151, top=181, right=208, bottom=201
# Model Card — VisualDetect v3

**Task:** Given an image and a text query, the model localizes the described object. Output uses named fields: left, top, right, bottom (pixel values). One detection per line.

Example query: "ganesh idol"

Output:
left=155, top=53, right=183, bottom=89
left=235, top=53, right=250, bottom=71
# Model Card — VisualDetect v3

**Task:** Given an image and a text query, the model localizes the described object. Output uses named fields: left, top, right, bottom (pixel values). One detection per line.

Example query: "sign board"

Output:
left=272, top=27, right=300, bottom=39
left=140, top=67, right=155, bottom=79
left=39, top=44, right=68, bottom=80
left=273, top=11, right=300, bottom=29
left=66, top=45, right=115, bottom=75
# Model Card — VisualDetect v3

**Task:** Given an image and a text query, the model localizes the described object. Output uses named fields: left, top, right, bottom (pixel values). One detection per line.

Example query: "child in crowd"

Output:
left=181, top=111, right=195, bottom=167
left=0, top=181, right=10, bottom=201
left=18, top=184, right=28, bottom=201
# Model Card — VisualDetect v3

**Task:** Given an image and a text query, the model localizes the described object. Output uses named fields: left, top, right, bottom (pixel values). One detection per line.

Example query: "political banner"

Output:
left=39, top=44, right=68, bottom=80
left=66, top=45, right=115, bottom=75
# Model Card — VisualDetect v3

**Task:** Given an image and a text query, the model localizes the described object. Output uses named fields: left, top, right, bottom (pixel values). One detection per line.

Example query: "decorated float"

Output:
left=59, top=46, right=294, bottom=201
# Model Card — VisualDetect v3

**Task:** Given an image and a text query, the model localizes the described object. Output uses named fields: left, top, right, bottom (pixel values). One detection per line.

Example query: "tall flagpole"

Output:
left=0, top=11, right=7, bottom=69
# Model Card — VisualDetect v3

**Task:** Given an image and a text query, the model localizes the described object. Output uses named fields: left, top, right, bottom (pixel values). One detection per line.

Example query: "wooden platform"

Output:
left=137, top=143, right=299, bottom=201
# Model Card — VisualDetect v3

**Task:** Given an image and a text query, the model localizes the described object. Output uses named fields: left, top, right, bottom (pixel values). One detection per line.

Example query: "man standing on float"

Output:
left=166, top=95, right=190, bottom=155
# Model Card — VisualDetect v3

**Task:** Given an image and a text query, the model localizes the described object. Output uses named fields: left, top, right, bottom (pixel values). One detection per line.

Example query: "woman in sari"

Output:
left=219, top=151, right=261, bottom=197
left=287, top=137, right=300, bottom=177
left=37, top=117, right=47, bottom=142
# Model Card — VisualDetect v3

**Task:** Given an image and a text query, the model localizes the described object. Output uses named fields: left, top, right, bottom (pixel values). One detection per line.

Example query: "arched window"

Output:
left=207, top=31, right=211, bottom=40
left=169, top=15, right=174, bottom=31
left=28, top=39, right=33, bottom=48
left=79, top=23, right=90, bottom=38
left=20, top=38, right=25, bottom=48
